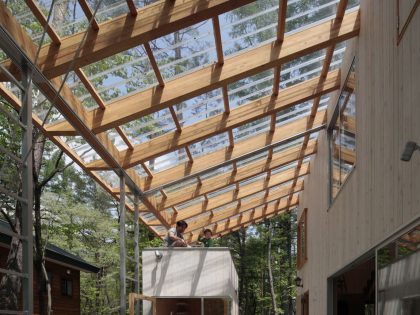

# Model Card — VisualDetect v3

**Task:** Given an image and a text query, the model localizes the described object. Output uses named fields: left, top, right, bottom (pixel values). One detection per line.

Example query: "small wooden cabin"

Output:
left=0, top=221, right=99, bottom=315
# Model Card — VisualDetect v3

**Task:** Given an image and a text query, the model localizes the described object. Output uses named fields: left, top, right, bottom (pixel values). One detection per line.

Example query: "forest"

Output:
left=0, top=0, right=354, bottom=314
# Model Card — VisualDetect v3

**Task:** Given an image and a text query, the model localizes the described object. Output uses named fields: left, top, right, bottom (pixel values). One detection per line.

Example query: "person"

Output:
left=198, top=229, right=213, bottom=248
left=165, top=220, right=188, bottom=247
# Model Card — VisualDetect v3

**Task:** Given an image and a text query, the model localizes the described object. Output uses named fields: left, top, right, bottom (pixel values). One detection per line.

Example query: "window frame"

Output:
left=60, top=278, right=73, bottom=297
left=328, top=58, right=357, bottom=205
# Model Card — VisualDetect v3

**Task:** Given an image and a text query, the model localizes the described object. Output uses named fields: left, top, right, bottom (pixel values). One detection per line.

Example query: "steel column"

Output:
left=21, top=63, right=34, bottom=315
left=134, top=194, right=140, bottom=315
left=119, top=175, right=126, bottom=315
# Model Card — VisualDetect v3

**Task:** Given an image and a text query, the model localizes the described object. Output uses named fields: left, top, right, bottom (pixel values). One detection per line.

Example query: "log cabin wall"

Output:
left=0, top=245, right=81, bottom=315
left=296, top=0, right=420, bottom=314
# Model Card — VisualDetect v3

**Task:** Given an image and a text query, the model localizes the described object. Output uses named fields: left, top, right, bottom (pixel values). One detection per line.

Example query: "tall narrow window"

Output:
left=61, top=278, right=73, bottom=297
left=297, top=208, right=308, bottom=269
left=329, top=60, right=356, bottom=202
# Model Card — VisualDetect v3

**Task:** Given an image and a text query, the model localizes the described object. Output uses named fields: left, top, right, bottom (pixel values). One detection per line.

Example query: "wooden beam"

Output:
left=228, top=129, right=235, bottom=148
left=100, top=110, right=325, bottom=194
left=144, top=42, right=165, bottom=87
left=169, top=106, right=182, bottom=133
left=25, top=0, right=61, bottom=45
left=116, top=127, right=134, bottom=150
left=277, top=0, right=288, bottom=43
left=272, top=0, right=288, bottom=95
left=287, top=0, right=349, bottom=204
left=185, top=146, right=194, bottom=163
left=0, top=3, right=166, bottom=230
left=75, top=68, right=105, bottom=109
left=212, top=16, right=224, bottom=65
left=0, top=83, right=162, bottom=236
left=190, top=194, right=299, bottom=240
left=184, top=185, right=300, bottom=233
left=175, top=176, right=305, bottom=223
left=126, top=0, right=138, bottom=16
left=134, top=140, right=316, bottom=211
left=1, top=0, right=256, bottom=80
left=46, top=11, right=359, bottom=134
left=83, top=72, right=338, bottom=169
left=77, top=0, right=100, bottom=31
left=222, top=86, right=230, bottom=113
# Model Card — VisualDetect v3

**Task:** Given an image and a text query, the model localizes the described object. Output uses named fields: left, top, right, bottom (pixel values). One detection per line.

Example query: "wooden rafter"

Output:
left=272, top=0, right=288, bottom=95
left=132, top=141, right=316, bottom=212
left=144, top=42, right=165, bottom=87
left=75, top=68, right=105, bottom=109
left=25, top=0, right=61, bottom=45
left=1, top=0, right=257, bottom=80
left=190, top=194, right=299, bottom=240
left=99, top=110, right=325, bottom=194
left=184, top=187, right=302, bottom=233
left=77, top=0, right=100, bottom=31
left=141, top=162, right=154, bottom=178
left=172, top=173, right=306, bottom=223
left=0, top=2, right=168, bottom=230
left=84, top=72, right=338, bottom=169
left=0, top=83, right=162, bottom=236
left=185, top=146, right=194, bottom=163
left=222, top=86, right=230, bottom=113
left=45, top=11, right=359, bottom=135
left=228, top=129, right=235, bottom=148
left=212, top=16, right=224, bottom=65
left=287, top=0, right=349, bottom=205
left=126, top=0, right=138, bottom=16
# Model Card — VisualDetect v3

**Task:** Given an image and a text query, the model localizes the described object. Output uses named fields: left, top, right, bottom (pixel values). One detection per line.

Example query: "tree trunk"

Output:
left=0, top=202, right=23, bottom=311
left=268, top=220, right=277, bottom=315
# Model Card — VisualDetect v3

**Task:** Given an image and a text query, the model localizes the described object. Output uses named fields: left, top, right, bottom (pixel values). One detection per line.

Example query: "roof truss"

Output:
left=0, top=0, right=360, bottom=239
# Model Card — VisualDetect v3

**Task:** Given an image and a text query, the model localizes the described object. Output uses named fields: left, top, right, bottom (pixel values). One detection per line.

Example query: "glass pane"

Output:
left=331, top=60, right=356, bottom=200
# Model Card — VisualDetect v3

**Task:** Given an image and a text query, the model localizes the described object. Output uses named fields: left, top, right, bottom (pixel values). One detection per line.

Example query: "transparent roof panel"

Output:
left=14, top=0, right=154, bottom=44
left=10, top=0, right=52, bottom=46
left=151, top=19, right=217, bottom=81
left=79, top=46, right=157, bottom=104
left=175, top=90, right=224, bottom=127
left=228, top=69, right=274, bottom=109
left=219, top=0, right=358, bottom=58
left=118, top=108, right=176, bottom=145
left=189, top=133, right=229, bottom=160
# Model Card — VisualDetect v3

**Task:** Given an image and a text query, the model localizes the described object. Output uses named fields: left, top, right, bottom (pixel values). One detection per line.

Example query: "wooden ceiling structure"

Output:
left=0, top=0, right=360, bottom=242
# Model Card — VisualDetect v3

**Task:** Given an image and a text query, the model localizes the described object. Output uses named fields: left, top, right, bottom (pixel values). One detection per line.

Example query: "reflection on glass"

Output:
left=377, top=224, right=420, bottom=315
left=331, top=61, right=356, bottom=199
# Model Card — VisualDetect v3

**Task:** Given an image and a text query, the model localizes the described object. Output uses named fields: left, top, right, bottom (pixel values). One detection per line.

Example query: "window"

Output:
left=61, top=278, right=73, bottom=297
left=297, top=208, right=308, bottom=269
left=377, top=223, right=420, bottom=314
left=329, top=60, right=356, bottom=202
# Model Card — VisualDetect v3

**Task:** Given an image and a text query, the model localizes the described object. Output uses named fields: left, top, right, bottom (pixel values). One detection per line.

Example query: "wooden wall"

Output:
left=0, top=246, right=81, bottom=315
left=296, top=0, right=420, bottom=314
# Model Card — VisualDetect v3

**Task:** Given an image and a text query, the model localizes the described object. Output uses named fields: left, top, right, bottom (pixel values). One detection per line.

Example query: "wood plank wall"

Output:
left=296, top=1, right=420, bottom=314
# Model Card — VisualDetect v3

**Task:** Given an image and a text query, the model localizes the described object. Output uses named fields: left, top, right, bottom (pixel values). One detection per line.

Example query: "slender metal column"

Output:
left=21, top=63, right=34, bottom=315
left=134, top=194, right=140, bottom=315
left=119, top=175, right=126, bottom=315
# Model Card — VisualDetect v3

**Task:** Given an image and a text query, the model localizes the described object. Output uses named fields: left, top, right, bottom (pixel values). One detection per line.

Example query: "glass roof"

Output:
left=0, top=0, right=360, bottom=236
